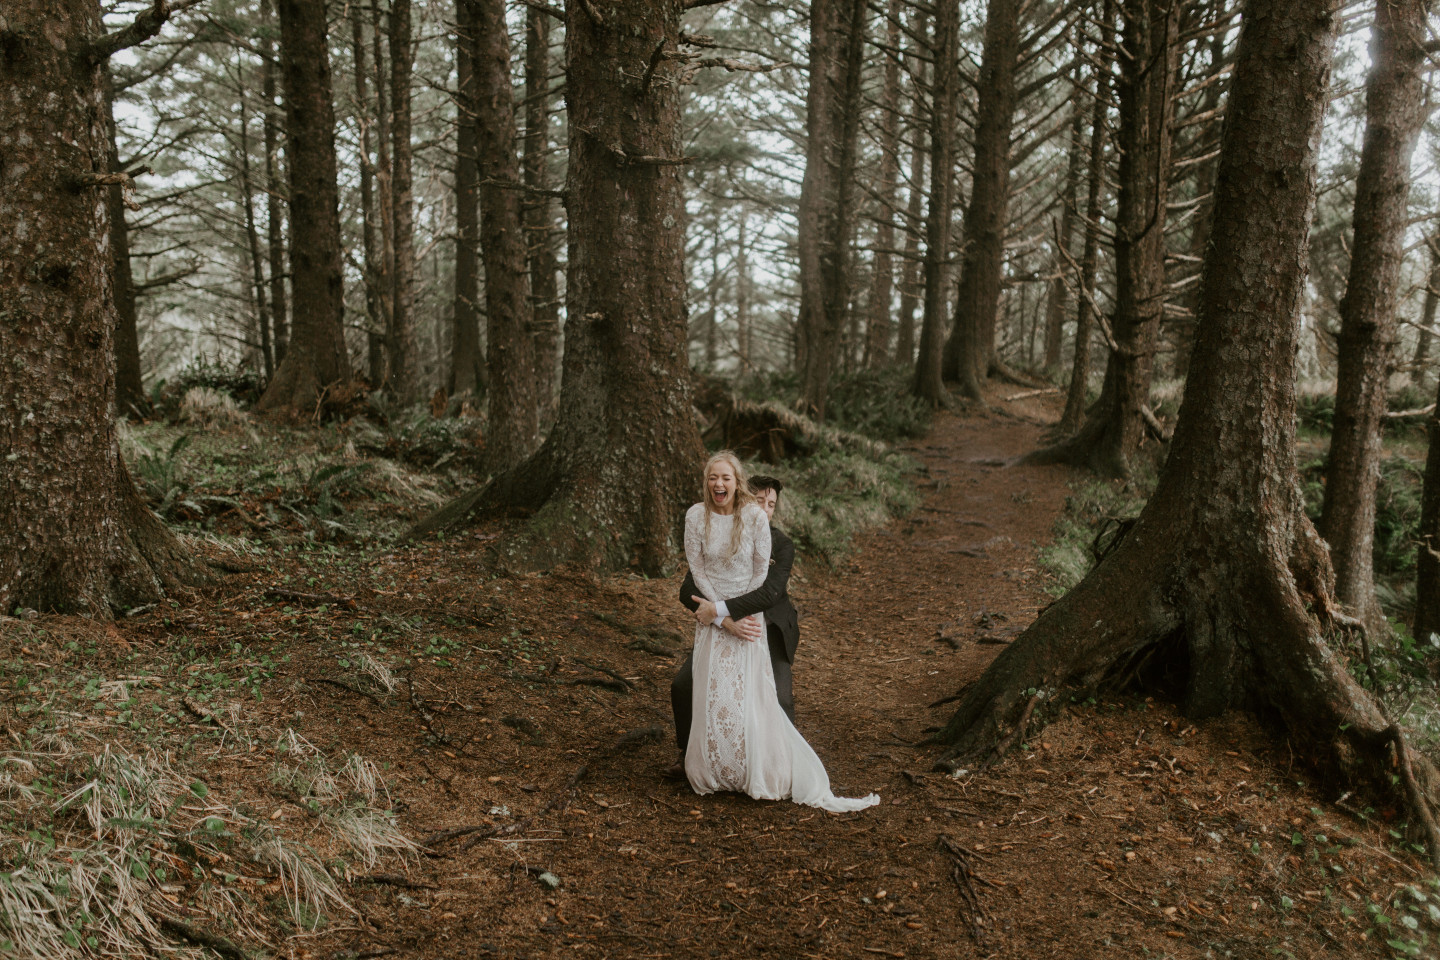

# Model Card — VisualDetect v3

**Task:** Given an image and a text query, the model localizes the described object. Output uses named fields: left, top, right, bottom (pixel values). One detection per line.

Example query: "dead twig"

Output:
left=936, top=835, right=990, bottom=947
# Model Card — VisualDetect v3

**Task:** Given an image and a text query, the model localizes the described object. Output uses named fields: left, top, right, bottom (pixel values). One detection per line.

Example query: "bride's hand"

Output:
left=722, top=616, right=763, bottom=643
left=692, top=597, right=718, bottom=624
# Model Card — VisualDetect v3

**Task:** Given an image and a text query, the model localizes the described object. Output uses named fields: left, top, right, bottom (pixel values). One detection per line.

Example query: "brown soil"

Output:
left=100, top=394, right=1431, bottom=958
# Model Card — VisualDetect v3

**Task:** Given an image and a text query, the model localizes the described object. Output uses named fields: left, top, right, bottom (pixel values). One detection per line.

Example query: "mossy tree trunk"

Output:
left=0, top=0, right=206, bottom=616
left=912, top=0, right=958, bottom=407
left=933, top=0, right=1440, bottom=831
left=407, top=0, right=703, bottom=576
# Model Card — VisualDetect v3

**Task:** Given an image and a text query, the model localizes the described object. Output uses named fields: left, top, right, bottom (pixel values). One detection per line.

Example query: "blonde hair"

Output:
left=702, top=450, right=755, bottom=559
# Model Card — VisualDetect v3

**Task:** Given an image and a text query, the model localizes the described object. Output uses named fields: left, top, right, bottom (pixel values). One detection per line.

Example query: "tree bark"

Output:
left=409, top=0, right=704, bottom=576
left=1411, top=233, right=1440, bottom=388
left=259, top=0, right=289, bottom=366
left=912, top=1, right=957, bottom=406
left=895, top=26, right=927, bottom=368
left=1030, top=0, right=1177, bottom=477
left=797, top=0, right=867, bottom=420
left=941, top=0, right=1021, bottom=399
left=237, top=78, right=274, bottom=380
left=104, top=67, right=148, bottom=416
left=524, top=5, right=561, bottom=418
left=0, top=0, right=205, bottom=616
left=451, top=0, right=484, bottom=398
left=1043, top=58, right=1085, bottom=377
left=386, top=0, right=420, bottom=404
left=351, top=4, right=386, bottom=388
left=372, top=5, right=396, bottom=388
left=933, top=0, right=1440, bottom=839
left=475, top=0, right=539, bottom=471
left=864, top=0, right=904, bottom=369
left=255, top=0, right=351, bottom=415
left=1058, top=1, right=1113, bottom=436
left=1320, top=0, right=1434, bottom=635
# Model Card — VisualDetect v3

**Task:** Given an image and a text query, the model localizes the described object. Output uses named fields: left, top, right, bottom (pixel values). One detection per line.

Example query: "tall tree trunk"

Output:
left=737, top=212, right=751, bottom=372
left=351, top=4, right=386, bottom=387
left=933, top=0, right=1440, bottom=844
left=864, top=0, right=904, bottom=369
left=409, top=0, right=704, bottom=577
left=104, top=68, right=148, bottom=416
left=451, top=0, right=484, bottom=398
left=237, top=81, right=274, bottom=380
left=256, top=0, right=352, bottom=414
left=524, top=5, right=561, bottom=418
left=895, top=34, right=927, bottom=368
left=386, top=0, right=419, bottom=403
left=259, top=0, right=289, bottom=366
left=1043, top=59, right=1085, bottom=377
left=941, top=0, right=1021, bottom=399
left=0, top=0, right=204, bottom=615
left=373, top=6, right=395, bottom=387
left=797, top=0, right=867, bottom=420
left=1058, top=2, right=1113, bottom=435
left=1031, top=0, right=1178, bottom=477
left=912, top=1, right=957, bottom=406
left=476, top=0, right=538, bottom=470
left=1411, top=233, right=1440, bottom=388
left=1321, top=0, right=1434, bottom=634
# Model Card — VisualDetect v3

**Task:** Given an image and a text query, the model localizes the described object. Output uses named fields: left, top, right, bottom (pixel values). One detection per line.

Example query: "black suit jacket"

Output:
left=680, top=524, right=799, bottom=662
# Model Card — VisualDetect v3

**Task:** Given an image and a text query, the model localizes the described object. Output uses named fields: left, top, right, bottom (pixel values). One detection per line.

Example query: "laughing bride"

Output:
left=682, top=451, right=879, bottom=813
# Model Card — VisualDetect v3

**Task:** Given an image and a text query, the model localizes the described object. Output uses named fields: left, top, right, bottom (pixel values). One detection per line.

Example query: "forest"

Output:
left=8, top=0, right=1440, bottom=956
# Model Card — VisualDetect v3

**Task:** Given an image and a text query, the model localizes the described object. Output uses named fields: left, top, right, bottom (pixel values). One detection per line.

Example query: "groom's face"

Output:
left=756, top=488, right=778, bottom=520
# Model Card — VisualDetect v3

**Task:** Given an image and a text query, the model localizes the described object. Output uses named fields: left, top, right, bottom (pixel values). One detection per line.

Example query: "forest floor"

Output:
left=8, top=389, right=1437, bottom=960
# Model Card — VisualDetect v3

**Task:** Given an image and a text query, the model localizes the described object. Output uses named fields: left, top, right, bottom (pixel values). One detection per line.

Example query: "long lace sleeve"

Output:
left=684, top=503, right=720, bottom=602
left=748, top=504, right=771, bottom=592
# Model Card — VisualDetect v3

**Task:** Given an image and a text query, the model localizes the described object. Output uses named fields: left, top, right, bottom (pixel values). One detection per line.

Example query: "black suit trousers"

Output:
left=671, top=623, right=795, bottom=753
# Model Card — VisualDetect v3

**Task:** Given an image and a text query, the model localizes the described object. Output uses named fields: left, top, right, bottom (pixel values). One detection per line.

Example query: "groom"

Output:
left=667, top=475, right=799, bottom=776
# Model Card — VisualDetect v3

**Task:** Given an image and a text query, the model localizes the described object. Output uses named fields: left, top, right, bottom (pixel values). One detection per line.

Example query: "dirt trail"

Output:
left=288, top=396, right=1417, bottom=960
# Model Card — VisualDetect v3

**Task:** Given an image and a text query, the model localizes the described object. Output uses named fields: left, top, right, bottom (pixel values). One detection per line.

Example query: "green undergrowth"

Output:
left=736, top=366, right=932, bottom=444
left=725, top=368, right=925, bottom=564
left=758, top=448, right=921, bottom=564
left=118, top=400, right=471, bottom=545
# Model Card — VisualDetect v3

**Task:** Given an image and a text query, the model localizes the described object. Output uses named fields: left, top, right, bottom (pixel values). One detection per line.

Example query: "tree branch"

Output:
left=86, top=0, right=204, bottom=63
left=519, top=0, right=566, bottom=21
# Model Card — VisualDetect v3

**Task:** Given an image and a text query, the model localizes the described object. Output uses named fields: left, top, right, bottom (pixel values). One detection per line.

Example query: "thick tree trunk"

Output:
left=864, top=0, right=904, bottom=369
left=912, top=2, right=957, bottom=406
left=797, top=0, right=867, bottom=420
left=255, top=0, right=351, bottom=415
left=409, top=0, right=704, bottom=576
left=0, top=0, right=205, bottom=615
left=351, top=5, right=386, bottom=388
left=941, top=0, right=1021, bottom=399
left=1043, top=60, right=1085, bottom=377
left=104, top=68, right=148, bottom=416
left=386, top=0, right=420, bottom=404
left=475, top=0, right=538, bottom=471
left=451, top=0, right=484, bottom=398
left=1031, top=0, right=1177, bottom=477
left=933, top=0, right=1440, bottom=841
left=1058, top=3, right=1113, bottom=435
left=1320, top=0, right=1433, bottom=635
left=259, top=0, right=289, bottom=365
left=524, top=5, right=561, bottom=418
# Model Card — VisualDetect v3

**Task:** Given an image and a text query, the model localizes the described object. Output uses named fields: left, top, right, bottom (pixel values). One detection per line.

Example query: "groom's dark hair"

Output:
left=749, top=475, right=783, bottom=499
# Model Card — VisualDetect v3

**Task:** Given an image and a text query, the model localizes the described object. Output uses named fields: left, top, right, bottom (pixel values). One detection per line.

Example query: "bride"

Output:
left=682, top=451, right=879, bottom=813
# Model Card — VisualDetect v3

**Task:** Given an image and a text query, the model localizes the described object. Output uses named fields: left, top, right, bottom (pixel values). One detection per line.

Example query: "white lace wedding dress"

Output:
left=683, top=502, right=879, bottom=813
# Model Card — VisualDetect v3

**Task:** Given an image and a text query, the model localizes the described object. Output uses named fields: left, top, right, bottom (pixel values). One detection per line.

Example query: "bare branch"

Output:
left=86, top=0, right=204, bottom=63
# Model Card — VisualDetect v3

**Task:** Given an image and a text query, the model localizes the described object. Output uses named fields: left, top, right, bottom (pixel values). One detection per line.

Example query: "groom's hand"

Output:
left=691, top=597, right=718, bottom=624
left=723, top=616, right=763, bottom=643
